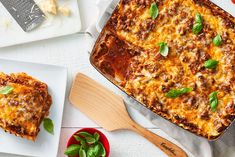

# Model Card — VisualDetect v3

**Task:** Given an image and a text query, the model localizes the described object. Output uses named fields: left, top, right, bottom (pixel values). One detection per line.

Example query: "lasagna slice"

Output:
left=91, top=0, right=235, bottom=140
left=0, top=72, right=52, bottom=141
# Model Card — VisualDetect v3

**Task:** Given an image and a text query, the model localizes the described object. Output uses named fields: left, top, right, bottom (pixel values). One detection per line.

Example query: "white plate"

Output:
left=0, top=59, right=67, bottom=157
left=0, top=0, right=81, bottom=48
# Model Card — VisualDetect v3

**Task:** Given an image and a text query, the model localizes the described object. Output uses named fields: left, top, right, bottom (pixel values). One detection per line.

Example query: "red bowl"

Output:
left=66, top=128, right=110, bottom=157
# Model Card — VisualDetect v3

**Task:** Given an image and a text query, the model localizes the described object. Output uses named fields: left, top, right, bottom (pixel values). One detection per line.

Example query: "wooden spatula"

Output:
left=69, top=73, right=188, bottom=157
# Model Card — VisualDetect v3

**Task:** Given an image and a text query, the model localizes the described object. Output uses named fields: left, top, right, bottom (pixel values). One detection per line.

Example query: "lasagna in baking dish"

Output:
left=91, top=0, right=235, bottom=140
left=0, top=72, right=52, bottom=140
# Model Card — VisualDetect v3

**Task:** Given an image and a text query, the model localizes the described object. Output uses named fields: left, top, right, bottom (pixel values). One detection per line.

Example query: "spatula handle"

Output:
left=128, top=123, right=188, bottom=157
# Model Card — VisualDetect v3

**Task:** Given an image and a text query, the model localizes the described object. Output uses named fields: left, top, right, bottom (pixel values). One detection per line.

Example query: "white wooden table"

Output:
left=0, top=0, right=183, bottom=156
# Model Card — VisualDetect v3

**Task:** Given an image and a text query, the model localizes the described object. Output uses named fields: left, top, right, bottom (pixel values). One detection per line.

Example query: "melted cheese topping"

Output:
left=92, top=0, right=235, bottom=139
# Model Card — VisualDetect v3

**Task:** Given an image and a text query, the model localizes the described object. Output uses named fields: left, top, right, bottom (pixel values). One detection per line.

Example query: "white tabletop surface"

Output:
left=0, top=0, right=189, bottom=157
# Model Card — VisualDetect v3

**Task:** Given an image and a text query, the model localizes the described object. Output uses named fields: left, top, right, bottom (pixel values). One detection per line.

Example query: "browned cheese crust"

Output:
left=91, top=0, right=235, bottom=140
left=0, top=72, right=52, bottom=141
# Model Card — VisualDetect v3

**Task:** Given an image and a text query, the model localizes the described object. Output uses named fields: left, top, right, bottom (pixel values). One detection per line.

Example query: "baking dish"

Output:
left=89, top=0, right=235, bottom=141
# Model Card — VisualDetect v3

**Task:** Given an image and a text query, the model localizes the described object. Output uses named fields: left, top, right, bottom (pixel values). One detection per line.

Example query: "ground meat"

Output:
left=94, top=43, right=108, bottom=60
left=185, top=17, right=194, bottom=28
left=100, top=61, right=115, bottom=77
left=177, top=26, right=187, bottom=35
left=188, top=96, right=197, bottom=107
left=200, top=109, right=210, bottom=120
left=9, top=99, right=20, bottom=106
left=136, top=19, right=156, bottom=40
left=226, top=101, right=235, bottom=114
left=161, top=85, right=170, bottom=93
left=182, top=95, right=198, bottom=109
left=121, top=0, right=132, bottom=5
left=108, top=12, right=118, bottom=29
left=216, top=124, right=227, bottom=133
left=118, top=12, right=135, bottom=32
left=166, top=2, right=180, bottom=17
left=223, top=19, right=235, bottom=29
left=220, top=84, right=232, bottom=93
left=7, top=125, right=24, bottom=134
left=221, top=31, right=229, bottom=39
left=136, top=0, right=153, bottom=7
left=180, top=11, right=188, bottom=19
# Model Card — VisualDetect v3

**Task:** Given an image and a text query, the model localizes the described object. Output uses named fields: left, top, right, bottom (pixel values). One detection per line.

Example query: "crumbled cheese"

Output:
left=3, top=19, right=11, bottom=28
left=1, top=18, right=12, bottom=30
left=58, top=6, right=71, bottom=16
left=39, top=0, right=72, bottom=17
left=41, top=0, right=57, bottom=15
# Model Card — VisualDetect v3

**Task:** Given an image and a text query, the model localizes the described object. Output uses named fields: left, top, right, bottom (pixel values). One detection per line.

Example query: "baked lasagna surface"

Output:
left=0, top=72, right=52, bottom=140
left=91, top=0, right=235, bottom=139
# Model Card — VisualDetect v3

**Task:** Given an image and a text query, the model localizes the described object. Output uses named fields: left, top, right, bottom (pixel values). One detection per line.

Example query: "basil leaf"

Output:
left=193, top=13, right=203, bottom=35
left=93, top=144, right=101, bottom=156
left=149, top=3, right=158, bottom=19
left=209, top=92, right=218, bottom=112
left=79, top=148, right=87, bottom=157
left=195, top=13, right=202, bottom=23
left=77, top=131, right=93, bottom=138
left=43, top=118, right=54, bottom=135
left=74, top=135, right=84, bottom=142
left=86, top=137, right=96, bottom=144
left=0, top=85, right=14, bottom=95
left=166, top=88, right=193, bottom=98
left=94, top=132, right=100, bottom=142
left=192, top=23, right=203, bottom=34
left=158, top=42, right=169, bottom=57
left=87, top=147, right=96, bottom=157
left=213, top=34, right=222, bottom=46
left=80, top=140, right=88, bottom=151
left=98, top=142, right=106, bottom=157
left=64, top=144, right=80, bottom=156
left=204, top=59, right=219, bottom=69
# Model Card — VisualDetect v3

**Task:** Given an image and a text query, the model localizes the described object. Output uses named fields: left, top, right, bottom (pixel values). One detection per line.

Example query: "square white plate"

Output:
left=0, top=59, right=67, bottom=157
left=0, top=0, right=81, bottom=48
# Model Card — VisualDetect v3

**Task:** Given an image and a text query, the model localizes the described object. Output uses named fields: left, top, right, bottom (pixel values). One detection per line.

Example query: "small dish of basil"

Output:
left=65, top=128, right=110, bottom=157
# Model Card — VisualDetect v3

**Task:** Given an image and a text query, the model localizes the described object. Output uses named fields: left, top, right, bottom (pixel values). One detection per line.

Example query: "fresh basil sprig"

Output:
left=87, top=144, right=101, bottom=157
left=213, top=34, right=222, bottom=46
left=98, top=142, right=106, bottom=157
left=166, top=88, right=193, bottom=98
left=209, top=92, right=219, bottom=112
left=193, top=23, right=203, bottom=34
left=0, top=85, right=14, bottom=95
left=79, top=148, right=87, bottom=157
left=78, top=132, right=93, bottom=138
left=87, top=146, right=96, bottom=157
left=65, top=131, right=106, bottom=157
left=78, top=132, right=97, bottom=144
left=195, top=13, right=203, bottom=23
left=94, top=132, right=100, bottom=142
left=149, top=2, right=159, bottom=19
left=64, top=144, right=80, bottom=156
left=81, top=140, right=88, bottom=151
left=74, top=135, right=84, bottom=142
left=158, top=42, right=169, bottom=57
left=86, top=136, right=97, bottom=144
left=193, top=13, right=203, bottom=34
left=43, top=118, right=54, bottom=135
left=204, top=59, right=219, bottom=69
